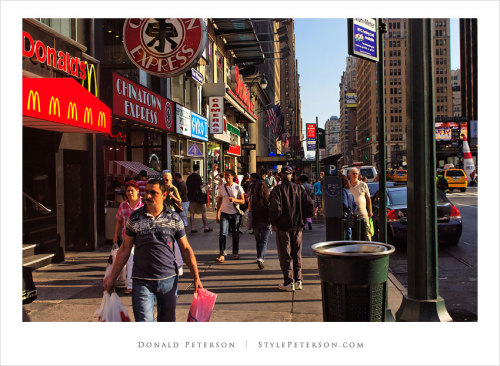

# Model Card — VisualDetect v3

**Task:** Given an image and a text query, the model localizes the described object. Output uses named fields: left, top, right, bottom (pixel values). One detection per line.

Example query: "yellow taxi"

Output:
left=444, top=169, right=468, bottom=192
left=392, top=169, right=407, bottom=182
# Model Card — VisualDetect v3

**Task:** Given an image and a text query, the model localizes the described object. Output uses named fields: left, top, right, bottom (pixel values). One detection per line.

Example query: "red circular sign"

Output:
left=123, top=18, right=207, bottom=77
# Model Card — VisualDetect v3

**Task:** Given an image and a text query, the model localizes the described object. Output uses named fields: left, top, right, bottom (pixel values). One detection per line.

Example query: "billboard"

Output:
left=435, top=122, right=468, bottom=144
left=306, top=123, right=316, bottom=151
left=346, top=93, right=357, bottom=108
left=348, top=18, right=379, bottom=62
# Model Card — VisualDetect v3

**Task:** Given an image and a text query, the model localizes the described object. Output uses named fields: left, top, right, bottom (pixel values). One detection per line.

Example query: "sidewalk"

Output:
left=24, top=209, right=406, bottom=322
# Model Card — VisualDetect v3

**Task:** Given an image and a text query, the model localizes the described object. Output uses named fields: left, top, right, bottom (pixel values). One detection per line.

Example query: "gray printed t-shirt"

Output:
left=125, top=204, right=186, bottom=280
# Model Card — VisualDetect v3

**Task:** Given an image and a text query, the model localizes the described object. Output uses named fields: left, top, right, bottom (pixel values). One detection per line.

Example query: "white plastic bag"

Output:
left=105, top=243, right=126, bottom=284
left=95, top=291, right=131, bottom=322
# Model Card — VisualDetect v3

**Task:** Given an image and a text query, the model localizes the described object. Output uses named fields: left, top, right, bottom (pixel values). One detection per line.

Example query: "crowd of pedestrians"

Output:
left=104, top=165, right=328, bottom=321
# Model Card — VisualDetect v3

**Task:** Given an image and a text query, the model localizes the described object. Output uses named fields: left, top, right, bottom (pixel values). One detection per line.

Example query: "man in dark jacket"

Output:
left=269, top=166, right=314, bottom=291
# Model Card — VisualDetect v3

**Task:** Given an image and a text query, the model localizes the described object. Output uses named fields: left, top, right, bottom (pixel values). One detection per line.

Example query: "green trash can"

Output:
left=311, top=241, right=395, bottom=322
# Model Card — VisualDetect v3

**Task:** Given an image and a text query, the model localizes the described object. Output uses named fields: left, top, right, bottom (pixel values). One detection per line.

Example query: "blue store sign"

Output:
left=348, top=18, right=379, bottom=62
left=191, top=112, right=208, bottom=141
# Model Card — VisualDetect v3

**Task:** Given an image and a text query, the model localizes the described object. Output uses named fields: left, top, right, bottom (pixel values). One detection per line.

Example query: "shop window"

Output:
left=40, top=18, right=74, bottom=39
left=171, top=75, right=185, bottom=105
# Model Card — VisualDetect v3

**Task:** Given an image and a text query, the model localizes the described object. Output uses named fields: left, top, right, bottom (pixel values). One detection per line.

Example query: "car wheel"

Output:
left=460, top=188, right=466, bottom=192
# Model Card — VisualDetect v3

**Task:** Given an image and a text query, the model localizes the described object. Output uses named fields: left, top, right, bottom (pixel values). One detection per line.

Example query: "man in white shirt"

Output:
left=348, top=168, right=373, bottom=241
left=215, top=170, right=245, bottom=263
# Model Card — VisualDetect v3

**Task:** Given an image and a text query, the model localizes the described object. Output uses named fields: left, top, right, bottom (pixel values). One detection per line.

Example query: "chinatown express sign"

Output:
left=113, top=72, right=175, bottom=132
left=123, top=18, right=207, bottom=77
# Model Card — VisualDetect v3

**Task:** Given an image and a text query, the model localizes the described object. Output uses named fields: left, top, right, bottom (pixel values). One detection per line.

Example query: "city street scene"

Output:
left=2, top=3, right=499, bottom=366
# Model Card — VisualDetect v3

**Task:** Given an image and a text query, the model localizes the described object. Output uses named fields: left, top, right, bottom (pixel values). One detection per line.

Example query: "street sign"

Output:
left=348, top=18, right=379, bottom=62
left=241, top=143, right=256, bottom=150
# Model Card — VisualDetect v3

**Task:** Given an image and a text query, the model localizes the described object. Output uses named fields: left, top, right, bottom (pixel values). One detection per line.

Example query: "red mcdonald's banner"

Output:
left=23, top=78, right=111, bottom=133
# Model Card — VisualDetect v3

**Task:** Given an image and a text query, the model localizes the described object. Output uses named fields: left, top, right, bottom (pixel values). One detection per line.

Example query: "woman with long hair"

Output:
left=113, top=180, right=144, bottom=294
left=248, top=180, right=271, bottom=269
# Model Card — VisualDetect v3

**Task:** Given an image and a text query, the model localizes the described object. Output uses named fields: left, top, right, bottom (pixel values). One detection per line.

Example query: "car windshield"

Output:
left=396, top=170, right=406, bottom=175
left=387, top=189, right=407, bottom=205
left=360, top=168, right=374, bottom=179
left=446, top=170, right=465, bottom=177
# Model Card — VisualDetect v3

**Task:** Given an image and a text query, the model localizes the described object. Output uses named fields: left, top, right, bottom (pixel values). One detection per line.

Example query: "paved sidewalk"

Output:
left=24, top=209, right=406, bottom=322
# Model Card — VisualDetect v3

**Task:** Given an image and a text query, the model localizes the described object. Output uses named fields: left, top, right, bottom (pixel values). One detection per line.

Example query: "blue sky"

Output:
left=295, top=18, right=461, bottom=134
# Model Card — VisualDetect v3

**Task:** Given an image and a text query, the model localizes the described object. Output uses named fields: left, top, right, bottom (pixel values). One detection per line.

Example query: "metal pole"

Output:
left=377, top=19, right=387, bottom=244
left=395, top=18, right=451, bottom=322
left=315, top=116, right=320, bottom=181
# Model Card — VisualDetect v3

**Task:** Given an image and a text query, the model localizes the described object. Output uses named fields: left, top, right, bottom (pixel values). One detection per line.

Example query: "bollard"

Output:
left=312, top=241, right=395, bottom=322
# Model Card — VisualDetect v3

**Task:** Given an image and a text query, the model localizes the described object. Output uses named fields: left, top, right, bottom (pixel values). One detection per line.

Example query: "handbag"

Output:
left=223, top=184, right=244, bottom=216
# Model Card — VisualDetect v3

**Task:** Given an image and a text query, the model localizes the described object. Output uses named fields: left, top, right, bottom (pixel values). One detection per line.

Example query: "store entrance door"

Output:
left=64, top=149, right=93, bottom=251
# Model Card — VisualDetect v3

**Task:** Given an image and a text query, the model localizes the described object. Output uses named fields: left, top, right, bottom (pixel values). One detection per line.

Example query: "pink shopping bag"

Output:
left=187, top=289, right=217, bottom=322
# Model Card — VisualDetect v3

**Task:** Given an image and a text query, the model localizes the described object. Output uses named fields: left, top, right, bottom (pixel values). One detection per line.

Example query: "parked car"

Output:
left=372, top=186, right=462, bottom=246
left=367, top=181, right=395, bottom=198
left=344, top=165, right=378, bottom=183
left=443, top=168, right=468, bottom=192
left=392, top=169, right=407, bottom=183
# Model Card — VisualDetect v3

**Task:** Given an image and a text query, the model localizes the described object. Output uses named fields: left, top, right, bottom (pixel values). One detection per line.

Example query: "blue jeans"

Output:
left=219, top=212, right=241, bottom=256
left=132, top=276, right=178, bottom=322
left=253, top=224, right=271, bottom=260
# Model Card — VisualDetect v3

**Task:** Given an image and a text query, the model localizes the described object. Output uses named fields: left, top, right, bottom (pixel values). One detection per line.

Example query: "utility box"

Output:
left=312, top=241, right=395, bottom=322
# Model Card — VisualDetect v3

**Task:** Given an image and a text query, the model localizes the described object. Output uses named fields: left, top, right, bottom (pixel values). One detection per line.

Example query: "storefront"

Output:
left=172, top=103, right=208, bottom=180
left=22, top=19, right=110, bottom=260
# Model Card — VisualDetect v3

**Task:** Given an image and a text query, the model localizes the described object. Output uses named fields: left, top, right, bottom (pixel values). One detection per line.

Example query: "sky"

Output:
left=295, top=18, right=461, bottom=134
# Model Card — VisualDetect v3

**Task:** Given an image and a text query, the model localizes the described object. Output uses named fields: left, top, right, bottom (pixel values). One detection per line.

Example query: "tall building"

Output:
left=324, top=116, right=340, bottom=155
left=339, top=56, right=357, bottom=165
left=354, top=18, right=453, bottom=168
left=451, top=69, right=461, bottom=117
left=279, top=19, right=302, bottom=159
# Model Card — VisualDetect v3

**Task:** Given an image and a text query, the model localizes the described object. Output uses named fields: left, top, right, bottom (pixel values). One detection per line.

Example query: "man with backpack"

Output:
left=269, top=166, right=314, bottom=292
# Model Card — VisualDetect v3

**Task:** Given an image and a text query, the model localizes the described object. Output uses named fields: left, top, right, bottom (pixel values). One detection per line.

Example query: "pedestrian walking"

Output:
left=174, top=172, right=189, bottom=227
left=299, top=174, right=314, bottom=231
left=103, top=178, right=203, bottom=322
left=264, top=170, right=277, bottom=191
left=162, top=171, right=182, bottom=213
left=269, top=166, right=314, bottom=291
left=186, top=164, right=212, bottom=234
left=348, top=168, right=373, bottom=241
left=112, top=180, right=144, bottom=295
left=248, top=180, right=272, bottom=269
left=341, top=174, right=357, bottom=240
left=215, top=170, right=245, bottom=263
left=313, top=178, right=323, bottom=216
left=137, top=170, right=148, bottom=199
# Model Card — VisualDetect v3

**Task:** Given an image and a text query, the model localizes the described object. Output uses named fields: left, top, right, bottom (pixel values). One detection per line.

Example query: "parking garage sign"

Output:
left=348, top=18, right=379, bottom=62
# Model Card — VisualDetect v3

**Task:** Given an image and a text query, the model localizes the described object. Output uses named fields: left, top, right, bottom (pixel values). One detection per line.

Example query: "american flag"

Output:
left=265, top=104, right=280, bottom=127
left=266, top=104, right=285, bottom=137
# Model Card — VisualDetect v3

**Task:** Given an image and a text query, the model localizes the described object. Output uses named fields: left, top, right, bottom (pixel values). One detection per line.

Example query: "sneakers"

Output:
left=257, top=259, right=264, bottom=269
left=278, top=282, right=295, bottom=292
left=295, top=280, right=303, bottom=290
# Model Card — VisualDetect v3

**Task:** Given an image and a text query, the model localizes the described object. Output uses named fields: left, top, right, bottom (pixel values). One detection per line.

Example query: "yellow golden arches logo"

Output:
left=84, top=107, right=93, bottom=125
left=67, top=102, right=78, bottom=121
left=49, top=96, right=61, bottom=117
left=81, top=61, right=98, bottom=97
left=97, top=111, right=106, bottom=128
left=27, top=90, right=41, bottom=112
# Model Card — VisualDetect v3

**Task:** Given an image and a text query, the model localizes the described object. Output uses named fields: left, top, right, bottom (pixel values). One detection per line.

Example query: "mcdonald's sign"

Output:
left=84, top=107, right=93, bottom=125
left=67, top=102, right=78, bottom=121
left=49, top=97, right=61, bottom=117
left=23, top=78, right=110, bottom=134
left=98, top=111, right=107, bottom=128
left=81, top=61, right=98, bottom=97
left=27, top=90, right=41, bottom=112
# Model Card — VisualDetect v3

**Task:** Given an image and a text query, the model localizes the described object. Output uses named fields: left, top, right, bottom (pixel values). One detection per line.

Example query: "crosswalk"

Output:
left=447, top=191, right=478, bottom=197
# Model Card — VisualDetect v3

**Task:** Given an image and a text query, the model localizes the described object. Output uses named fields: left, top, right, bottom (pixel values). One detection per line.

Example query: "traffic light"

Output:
left=366, top=135, right=370, bottom=141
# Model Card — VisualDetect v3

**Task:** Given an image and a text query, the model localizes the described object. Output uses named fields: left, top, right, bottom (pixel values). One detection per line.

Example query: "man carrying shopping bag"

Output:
left=103, top=178, right=203, bottom=322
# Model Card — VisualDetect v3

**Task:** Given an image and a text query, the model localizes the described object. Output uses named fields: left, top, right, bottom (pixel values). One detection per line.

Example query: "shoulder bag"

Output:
left=223, top=184, right=244, bottom=216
